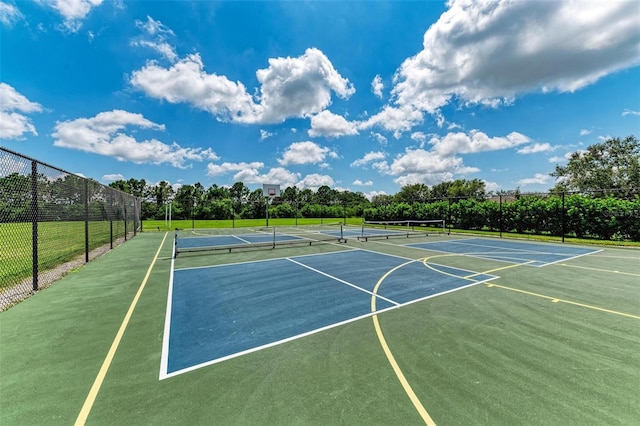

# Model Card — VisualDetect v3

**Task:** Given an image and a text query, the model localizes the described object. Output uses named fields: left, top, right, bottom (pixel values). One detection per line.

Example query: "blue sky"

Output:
left=1, top=0, right=639, bottom=198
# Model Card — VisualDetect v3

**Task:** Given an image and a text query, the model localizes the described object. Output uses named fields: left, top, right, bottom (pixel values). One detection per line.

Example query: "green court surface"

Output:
left=1, top=231, right=639, bottom=425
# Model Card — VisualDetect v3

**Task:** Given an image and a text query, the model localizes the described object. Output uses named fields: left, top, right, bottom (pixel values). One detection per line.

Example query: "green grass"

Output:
left=0, top=221, right=130, bottom=290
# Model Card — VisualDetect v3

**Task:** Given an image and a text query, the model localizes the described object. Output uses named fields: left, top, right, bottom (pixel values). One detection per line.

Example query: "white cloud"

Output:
left=430, top=130, right=531, bottom=156
left=371, top=132, right=387, bottom=145
left=548, top=151, right=575, bottom=163
left=622, top=109, right=640, bottom=116
left=359, top=105, right=423, bottom=135
left=385, top=148, right=479, bottom=186
left=234, top=167, right=300, bottom=188
left=132, top=48, right=354, bottom=125
left=0, top=83, right=42, bottom=139
left=0, top=1, right=23, bottom=27
left=517, top=143, right=555, bottom=154
left=206, top=161, right=300, bottom=188
left=308, top=110, right=359, bottom=137
left=255, top=48, right=355, bottom=123
left=260, top=129, right=274, bottom=140
left=278, top=141, right=337, bottom=166
left=52, top=110, right=218, bottom=168
left=296, top=173, right=335, bottom=190
left=391, top=0, right=640, bottom=115
left=102, top=173, right=125, bottom=181
left=517, top=173, right=551, bottom=186
left=371, top=74, right=384, bottom=98
left=41, top=0, right=103, bottom=32
left=483, top=180, right=501, bottom=193
left=130, top=54, right=259, bottom=122
left=206, top=161, right=264, bottom=176
left=580, top=129, right=592, bottom=136
left=132, top=16, right=177, bottom=62
left=350, top=151, right=386, bottom=168
left=353, top=179, right=373, bottom=186
left=365, top=190, right=387, bottom=201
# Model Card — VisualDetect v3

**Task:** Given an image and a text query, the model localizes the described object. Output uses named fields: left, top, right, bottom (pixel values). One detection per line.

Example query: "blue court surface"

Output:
left=177, top=233, right=303, bottom=249
left=407, top=237, right=600, bottom=266
left=161, top=249, right=496, bottom=378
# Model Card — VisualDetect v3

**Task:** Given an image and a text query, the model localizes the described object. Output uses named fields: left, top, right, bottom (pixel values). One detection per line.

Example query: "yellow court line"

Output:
left=558, top=263, right=640, bottom=277
left=371, top=259, right=436, bottom=425
left=372, top=315, right=436, bottom=426
left=75, top=232, right=168, bottom=426
left=486, top=282, right=640, bottom=320
left=465, top=260, right=534, bottom=278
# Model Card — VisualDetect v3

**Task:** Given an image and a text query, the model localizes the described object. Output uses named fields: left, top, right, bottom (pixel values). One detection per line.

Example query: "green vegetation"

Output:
left=0, top=221, right=130, bottom=291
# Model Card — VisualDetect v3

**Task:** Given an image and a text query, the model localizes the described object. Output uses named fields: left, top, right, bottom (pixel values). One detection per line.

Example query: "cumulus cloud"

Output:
left=130, top=54, right=259, bottom=122
left=0, top=1, right=23, bottom=27
left=359, top=105, right=423, bottom=136
left=622, top=109, right=640, bottom=116
left=296, top=173, right=335, bottom=190
left=385, top=148, right=479, bottom=186
left=102, top=173, right=125, bottom=182
left=42, top=0, right=103, bottom=32
left=131, top=48, right=354, bottom=125
left=0, top=83, right=43, bottom=139
left=352, top=179, right=373, bottom=186
left=206, top=161, right=300, bottom=188
left=350, top=151, right=386, bottom=168
left=278, top=141, right=337, bottom=166
left=391, top=0, right=640, bottom=115
left=371, top=74, right=384, bottom=98
left=517, top=173, right=552, bottom=186
left=430, top=130, right=531, bottom=156
left=52, top=109, right=218, bottom=168
left=308, top=110, right=358, bottom=137
left=517, top=143, right=555, bottom=154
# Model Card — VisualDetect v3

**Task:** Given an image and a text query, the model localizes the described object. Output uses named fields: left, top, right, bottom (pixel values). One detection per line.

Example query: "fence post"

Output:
left=84, top=180, right=89, bottom=263
left=499, top=194, right=503, bottom=238
left=561, top=191, right=566, bottom=243
left=31, top=161, right=38, bottom=292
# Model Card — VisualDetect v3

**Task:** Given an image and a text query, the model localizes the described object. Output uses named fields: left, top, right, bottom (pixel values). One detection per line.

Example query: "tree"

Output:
left=431, top=179, right=486, bottom=199
left=551, top=135, right=640, bottom=193
left=395, top=183, right=430, bottom=203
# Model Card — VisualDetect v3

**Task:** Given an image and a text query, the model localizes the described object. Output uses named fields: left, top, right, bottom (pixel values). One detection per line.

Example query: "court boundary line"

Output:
left=75, top=232, right=168, bottom=425
left=160, top=305, right=399, bottom=380
left=403, top=238, right=600, bottom=268
left=161, top=250, right=496, bottom=380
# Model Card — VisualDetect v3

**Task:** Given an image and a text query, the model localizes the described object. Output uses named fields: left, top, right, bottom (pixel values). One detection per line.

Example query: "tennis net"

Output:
left=357, top=219, right=446, bottom=241
left=173, top=223, right=346, bottom=257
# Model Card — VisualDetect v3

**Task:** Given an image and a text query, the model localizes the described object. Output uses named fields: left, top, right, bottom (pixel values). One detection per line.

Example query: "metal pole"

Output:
left=499, top=194, right=503, bottom=238
left=31, top=161, right=38, bottom=292
left=561, top=192, right=566, bottom=243
left=84, top=180, right=89, bottom=263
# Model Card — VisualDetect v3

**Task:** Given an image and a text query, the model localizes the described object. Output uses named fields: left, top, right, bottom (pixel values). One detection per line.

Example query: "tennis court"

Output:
left=1, top=228, right=639, bottom=425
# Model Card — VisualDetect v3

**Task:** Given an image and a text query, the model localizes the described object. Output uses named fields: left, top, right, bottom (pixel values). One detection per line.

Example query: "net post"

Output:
left=340, top=223, right=344, bottom=241
left=272, top=227, right=276, bottom=249
left=173, top=229, right=179, bottom=258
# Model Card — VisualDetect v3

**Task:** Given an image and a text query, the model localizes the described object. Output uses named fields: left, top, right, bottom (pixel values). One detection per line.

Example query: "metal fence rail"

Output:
left=0, top=147, right=141, bottom=310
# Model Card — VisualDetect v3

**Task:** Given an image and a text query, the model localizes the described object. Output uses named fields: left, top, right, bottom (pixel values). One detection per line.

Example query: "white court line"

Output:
left=286, top=257, right=400, bottom=307
left=232, top=234, right=252, bottom=244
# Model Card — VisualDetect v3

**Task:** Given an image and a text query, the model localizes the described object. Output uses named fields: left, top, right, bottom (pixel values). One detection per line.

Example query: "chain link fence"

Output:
left=0, top=147, right=141, bottom=310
